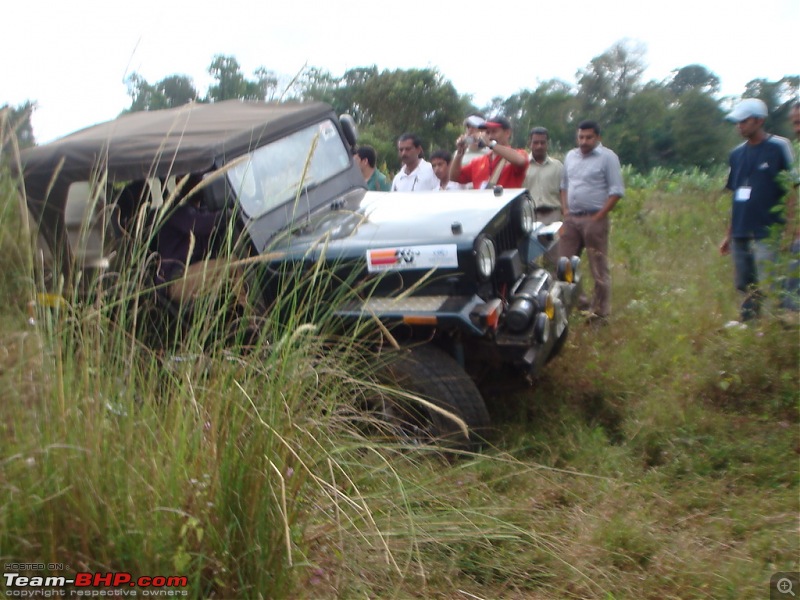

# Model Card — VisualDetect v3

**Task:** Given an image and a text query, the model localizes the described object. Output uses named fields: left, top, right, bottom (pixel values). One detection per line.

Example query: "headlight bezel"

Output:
left=474, top=235, right=496, bottom=280
left=514, top=196, right=536, bottom=235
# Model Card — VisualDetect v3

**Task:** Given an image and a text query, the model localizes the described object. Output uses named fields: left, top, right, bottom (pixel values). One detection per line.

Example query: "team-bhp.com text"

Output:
left=4, top=573, right=188, bottom=597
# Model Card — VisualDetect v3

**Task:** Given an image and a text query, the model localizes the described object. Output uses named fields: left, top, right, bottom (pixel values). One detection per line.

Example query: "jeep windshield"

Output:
left=227, top=119, right=353, bottom=220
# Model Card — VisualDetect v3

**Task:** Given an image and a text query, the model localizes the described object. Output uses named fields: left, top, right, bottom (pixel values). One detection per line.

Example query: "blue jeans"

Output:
left=732, top=238, right=775, bottom=320
left=730, top=237, right=800, bottom=319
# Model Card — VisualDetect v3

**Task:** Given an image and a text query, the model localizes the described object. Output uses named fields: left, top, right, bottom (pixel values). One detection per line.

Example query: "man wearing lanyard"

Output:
left=559, top=120, right=624, bottom=323
left=450, top=116, right=529, bottom=189
left=719, top=98, right=795, bottom=321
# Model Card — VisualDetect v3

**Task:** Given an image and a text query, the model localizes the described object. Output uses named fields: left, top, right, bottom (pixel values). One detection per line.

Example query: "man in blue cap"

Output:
left=719, top=98, right=796, bottom=321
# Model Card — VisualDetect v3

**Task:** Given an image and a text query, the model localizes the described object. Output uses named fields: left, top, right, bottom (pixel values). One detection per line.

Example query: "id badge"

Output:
left=735, top=187, right=752, bottom=202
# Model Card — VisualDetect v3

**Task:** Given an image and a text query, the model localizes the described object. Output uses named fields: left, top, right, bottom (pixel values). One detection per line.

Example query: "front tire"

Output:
left=377, top=345, right=491, bottom=451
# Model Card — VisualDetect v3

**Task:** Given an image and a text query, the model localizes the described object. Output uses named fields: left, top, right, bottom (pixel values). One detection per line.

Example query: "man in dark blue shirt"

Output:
left=719, top=98, right=795, bottom=321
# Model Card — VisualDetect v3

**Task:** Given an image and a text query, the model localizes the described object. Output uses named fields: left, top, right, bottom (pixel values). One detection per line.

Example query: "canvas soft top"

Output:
left=18, top=100, right=335, bottom=215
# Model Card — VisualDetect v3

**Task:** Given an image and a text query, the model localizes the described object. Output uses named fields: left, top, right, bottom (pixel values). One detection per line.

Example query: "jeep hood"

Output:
left=273, top=188, right=526, bottom=257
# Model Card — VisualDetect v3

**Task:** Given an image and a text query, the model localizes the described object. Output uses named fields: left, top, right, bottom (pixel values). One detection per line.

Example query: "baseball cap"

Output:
left=463, top=114, right=486, bottom=129
left=484, top=116, right=512, bottom=130
left=725, top=98, right=768, bottom=122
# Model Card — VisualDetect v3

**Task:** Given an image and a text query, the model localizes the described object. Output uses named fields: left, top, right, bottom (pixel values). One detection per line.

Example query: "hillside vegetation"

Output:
left=0, top=164, right=797, bottom=599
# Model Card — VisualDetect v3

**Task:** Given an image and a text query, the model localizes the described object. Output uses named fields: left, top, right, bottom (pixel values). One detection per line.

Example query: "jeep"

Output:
left=17, top=100, right=580, bottom=449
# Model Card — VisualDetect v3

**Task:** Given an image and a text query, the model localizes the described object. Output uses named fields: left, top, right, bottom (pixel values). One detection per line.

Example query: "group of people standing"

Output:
left=352, top=100, right=799, bottom=325
left=353, top=114, right=626, bottom=324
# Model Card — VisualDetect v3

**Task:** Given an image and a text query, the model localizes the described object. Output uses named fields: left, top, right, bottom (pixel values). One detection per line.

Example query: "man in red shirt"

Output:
left=450, top=116, right=529, bottom=189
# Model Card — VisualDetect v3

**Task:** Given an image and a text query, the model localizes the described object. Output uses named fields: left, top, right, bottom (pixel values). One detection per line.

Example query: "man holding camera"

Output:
left=450, top=116, right=529, bottom=189
left=459, top=114, right=491, bottom=166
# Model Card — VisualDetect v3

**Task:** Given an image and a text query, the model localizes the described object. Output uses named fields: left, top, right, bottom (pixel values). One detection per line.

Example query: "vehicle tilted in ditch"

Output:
left=17, top=100, right=580, bottom=449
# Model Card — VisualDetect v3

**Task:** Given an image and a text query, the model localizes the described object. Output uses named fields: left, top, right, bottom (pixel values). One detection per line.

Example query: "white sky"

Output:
left=2, top=0, right=798, bottom=144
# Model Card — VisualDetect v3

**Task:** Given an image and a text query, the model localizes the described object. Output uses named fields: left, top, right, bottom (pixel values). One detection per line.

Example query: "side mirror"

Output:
left=339, top=114, right=358, bottom=150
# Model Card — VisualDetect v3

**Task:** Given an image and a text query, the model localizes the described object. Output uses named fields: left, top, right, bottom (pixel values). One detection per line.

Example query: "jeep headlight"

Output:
left=517, top=197, right=535, bottom=234
left=538, top=290, right=555, bottom=320
left=475, top=236, right=496, bottom=279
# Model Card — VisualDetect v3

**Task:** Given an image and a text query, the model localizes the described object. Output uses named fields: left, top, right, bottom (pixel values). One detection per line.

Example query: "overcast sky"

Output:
left=3, top=0, right=798, bottom=144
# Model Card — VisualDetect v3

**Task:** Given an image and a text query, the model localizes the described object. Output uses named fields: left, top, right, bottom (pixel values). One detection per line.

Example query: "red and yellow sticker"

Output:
left=366, top=244, right=458, bottom=273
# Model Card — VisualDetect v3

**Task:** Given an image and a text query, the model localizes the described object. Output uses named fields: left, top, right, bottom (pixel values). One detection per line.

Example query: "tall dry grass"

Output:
left=0, top=117, right=797, bottom=599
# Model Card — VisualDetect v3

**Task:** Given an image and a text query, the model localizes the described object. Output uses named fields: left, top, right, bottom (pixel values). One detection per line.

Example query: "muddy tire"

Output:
left=377, top=345, right=491, bottom=451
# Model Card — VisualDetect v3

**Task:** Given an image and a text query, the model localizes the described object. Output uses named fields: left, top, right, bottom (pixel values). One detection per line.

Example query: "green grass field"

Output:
left=0, top=162, right=797, bottom=599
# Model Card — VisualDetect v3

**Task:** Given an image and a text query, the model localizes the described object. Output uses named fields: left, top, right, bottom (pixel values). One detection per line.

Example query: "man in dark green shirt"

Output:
left=354, top=145, right=391, bottom=191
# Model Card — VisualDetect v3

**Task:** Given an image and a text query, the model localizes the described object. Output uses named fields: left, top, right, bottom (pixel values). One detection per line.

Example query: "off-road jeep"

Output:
left=17, top=100, right=580, bottom=449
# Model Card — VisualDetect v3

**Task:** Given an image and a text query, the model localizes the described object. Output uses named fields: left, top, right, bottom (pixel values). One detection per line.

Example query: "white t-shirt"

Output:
left=441, top=181, right=464, bottom=191
left=391, top=159, right=440, bottom=192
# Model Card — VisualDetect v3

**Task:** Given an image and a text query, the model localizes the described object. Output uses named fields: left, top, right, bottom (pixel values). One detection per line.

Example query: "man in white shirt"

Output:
left=391, top=133, right=440, bottom=192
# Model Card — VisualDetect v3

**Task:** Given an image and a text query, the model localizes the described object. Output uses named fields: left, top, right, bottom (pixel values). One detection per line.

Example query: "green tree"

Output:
left=125, top=73, right=198, bottom=112
left=668, top=64, right=720, bottom=96
left=125, top=73, right=159, bottom=112
left=482, top=97, right=507, bottom=120
left=1, top=101, right=36, bottom=155
left=290, top=66, right=370, bottom=118
left=207, top=55, right=266, bottom=102
left=158, top=75, right=199, bottom=106
left=743, top=76, right=800, bottom=138
left=337, top=66, right=380, bottom=122
left=671, top=90, right=728, bottom=169
left=576, top=40, right=646, bottom=127
left=353, top=68, right=467, bottom=170
left=252, top=67, right=280, bottom=102
left=606, top=84, right=673, bottom=171
left=503, top=79, right=577, bottom=154
left=292, top=66, right=340, bottom=106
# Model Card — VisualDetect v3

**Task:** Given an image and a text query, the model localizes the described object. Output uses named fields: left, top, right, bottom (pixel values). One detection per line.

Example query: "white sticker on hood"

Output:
left=367, top=244, right=459, bottom=273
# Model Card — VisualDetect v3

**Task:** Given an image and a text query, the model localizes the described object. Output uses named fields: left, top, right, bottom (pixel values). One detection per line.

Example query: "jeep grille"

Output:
left=493, top=218, right=518, bottom=257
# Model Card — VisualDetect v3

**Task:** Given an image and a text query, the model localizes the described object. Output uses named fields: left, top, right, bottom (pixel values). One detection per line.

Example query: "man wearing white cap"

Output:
left=719, top=98, right=796, bottom=320
left=460, top=114, right=491, bottom=166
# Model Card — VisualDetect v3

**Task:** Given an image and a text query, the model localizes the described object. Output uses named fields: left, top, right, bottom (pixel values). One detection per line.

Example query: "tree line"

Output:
left=3, top=41, right=798, bottom=174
